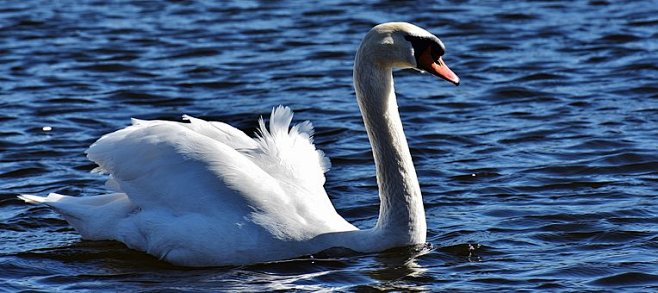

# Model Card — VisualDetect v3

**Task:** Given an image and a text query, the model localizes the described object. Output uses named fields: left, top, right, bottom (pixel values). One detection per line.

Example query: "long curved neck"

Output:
left=352, top=48, right=426, bottom=247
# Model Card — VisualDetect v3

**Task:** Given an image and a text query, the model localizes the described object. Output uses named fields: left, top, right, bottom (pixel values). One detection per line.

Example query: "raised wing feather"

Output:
left=248, top=106, right=331, bottom=193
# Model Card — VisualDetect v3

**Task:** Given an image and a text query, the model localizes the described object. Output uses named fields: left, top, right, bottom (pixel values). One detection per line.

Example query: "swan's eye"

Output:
left=404, top=35, right=445, bottom=61
left=405, top=35, right=446, bottom=66
left=428, top=41, right=445, bottom=61
left=429, top=47, right=439, bottom=62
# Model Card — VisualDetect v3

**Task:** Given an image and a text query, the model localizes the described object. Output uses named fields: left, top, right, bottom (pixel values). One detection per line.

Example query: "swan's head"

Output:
left=358, top=22, right=460, bottom=85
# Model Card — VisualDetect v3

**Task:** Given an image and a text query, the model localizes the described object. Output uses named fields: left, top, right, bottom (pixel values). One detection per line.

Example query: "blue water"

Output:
left=1, top=0, right=658, bottom=291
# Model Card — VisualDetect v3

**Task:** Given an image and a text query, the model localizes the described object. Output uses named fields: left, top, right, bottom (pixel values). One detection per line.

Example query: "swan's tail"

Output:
left=17, top=193, right=135, bottom=241
left=18, top=193, right=86, bottom=227
left=18, top=193, right=64, bottom=204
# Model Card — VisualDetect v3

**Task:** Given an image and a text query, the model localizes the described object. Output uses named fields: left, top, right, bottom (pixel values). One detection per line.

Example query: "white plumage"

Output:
left=19, top=22, right=459, bottom=266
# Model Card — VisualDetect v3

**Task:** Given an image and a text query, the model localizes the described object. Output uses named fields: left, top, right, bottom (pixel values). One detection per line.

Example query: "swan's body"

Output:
left=19, top=22, right=459, bottom=267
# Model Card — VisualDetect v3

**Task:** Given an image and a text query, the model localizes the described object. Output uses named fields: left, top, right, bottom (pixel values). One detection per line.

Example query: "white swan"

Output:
left=19, top=22, right=459, bottom=267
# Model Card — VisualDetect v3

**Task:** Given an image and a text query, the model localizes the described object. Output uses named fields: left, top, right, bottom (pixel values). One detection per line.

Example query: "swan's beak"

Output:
left=419, top=48, right=460, bottom=86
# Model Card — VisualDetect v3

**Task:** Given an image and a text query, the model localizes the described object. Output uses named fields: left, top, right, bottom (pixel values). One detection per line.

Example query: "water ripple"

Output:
left=1, top=0, right=657, bottom=291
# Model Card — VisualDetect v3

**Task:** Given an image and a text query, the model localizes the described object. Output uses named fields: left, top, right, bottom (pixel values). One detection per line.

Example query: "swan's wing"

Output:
left=86, top=107, right=347, bottom=235
left=20, top=108, right=353, bottom=264
left=86, top=120, right=281, bottom=217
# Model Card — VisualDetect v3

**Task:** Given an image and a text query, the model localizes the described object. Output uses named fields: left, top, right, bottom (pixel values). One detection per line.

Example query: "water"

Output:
left=1, top=0, right=657, bottom=291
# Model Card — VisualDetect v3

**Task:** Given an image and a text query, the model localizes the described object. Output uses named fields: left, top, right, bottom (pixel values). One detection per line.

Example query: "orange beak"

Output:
left=418, top=47, right=460, bottom=86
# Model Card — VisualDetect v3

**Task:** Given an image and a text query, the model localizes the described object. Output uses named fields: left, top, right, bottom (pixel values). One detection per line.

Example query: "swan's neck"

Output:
left=352, top=53, right=427, bottom=248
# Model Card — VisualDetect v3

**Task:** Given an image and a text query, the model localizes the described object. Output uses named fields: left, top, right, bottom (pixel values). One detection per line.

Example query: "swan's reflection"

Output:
left=363, top=243, right=431, bottom=290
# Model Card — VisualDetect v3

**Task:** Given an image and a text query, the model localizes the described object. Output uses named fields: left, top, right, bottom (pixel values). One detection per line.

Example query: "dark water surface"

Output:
left=2, top=0, right=658, bottom=291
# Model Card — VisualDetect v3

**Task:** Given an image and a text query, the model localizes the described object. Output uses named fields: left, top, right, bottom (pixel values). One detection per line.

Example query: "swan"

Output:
left=19, top=22, right=459, bottom=267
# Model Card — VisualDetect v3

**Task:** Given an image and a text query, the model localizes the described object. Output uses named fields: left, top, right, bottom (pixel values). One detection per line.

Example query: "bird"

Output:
left=19, top=22, right=460, bottom=267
